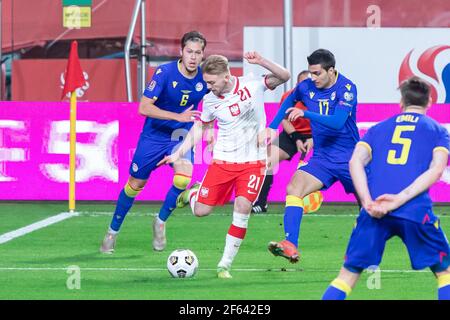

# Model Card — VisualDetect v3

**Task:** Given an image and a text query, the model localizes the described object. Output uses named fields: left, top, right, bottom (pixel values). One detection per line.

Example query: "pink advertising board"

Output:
left=0, top=102, right=449, bottom=202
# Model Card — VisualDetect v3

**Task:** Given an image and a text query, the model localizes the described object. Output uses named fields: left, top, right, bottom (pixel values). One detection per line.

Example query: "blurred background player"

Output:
left=251, top=70, right=323, bottom=214
left=100, top=31, right=208, bottom=254
left=267, top=49, right=360, bottom=263
left=322, top=76, right=450, bottom=300
left=159, top=52, right=290, bottom=278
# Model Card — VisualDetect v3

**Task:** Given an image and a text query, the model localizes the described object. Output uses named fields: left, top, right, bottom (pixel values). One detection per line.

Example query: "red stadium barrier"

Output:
left=11, top=59, right=242, bottom=102
left=0, top=101, right=448, bottom=202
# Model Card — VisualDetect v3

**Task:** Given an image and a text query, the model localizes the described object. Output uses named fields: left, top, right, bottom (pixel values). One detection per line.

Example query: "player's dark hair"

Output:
left=307, top=49, right=335, bottom=70
left=181, top=31, right=207, bottom=50
left=399, top=76, right=431, bottom=108
left=297, top=70, right=309, bottom=82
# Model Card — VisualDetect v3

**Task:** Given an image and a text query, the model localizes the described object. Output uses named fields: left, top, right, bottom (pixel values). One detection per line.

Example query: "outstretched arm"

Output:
left=139, top=96, right=201, bottom=122
left=287, top=83, right=357, bottom=130
left=287, top=104, right=349, bottom=130
left=244, top=51, right=290, bottom=90
left=157, top=121, right=208, bottom=166
left=269, top=92, right=296, bottom=130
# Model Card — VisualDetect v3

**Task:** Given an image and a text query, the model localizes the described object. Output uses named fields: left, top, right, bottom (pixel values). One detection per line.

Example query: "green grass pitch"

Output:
left=0, top=202, right=448, bottom=300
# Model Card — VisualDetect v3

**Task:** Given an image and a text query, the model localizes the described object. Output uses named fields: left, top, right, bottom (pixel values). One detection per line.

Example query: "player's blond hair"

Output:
left=201, top=55, right=230, bottom=75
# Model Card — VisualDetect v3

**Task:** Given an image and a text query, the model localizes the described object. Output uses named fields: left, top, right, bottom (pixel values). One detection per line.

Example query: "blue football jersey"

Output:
left=142, top=60, right=208, bottom=139
left=360, top=112, right=450, bottom=223
left=293, top=73, right=360, bottom=163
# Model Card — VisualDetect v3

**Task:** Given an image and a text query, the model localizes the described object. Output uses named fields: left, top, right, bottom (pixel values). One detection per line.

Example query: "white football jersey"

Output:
left=201, top=75, right=270, bottom=163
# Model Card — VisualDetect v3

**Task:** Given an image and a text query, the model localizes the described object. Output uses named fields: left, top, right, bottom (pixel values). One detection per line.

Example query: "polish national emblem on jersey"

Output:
left=195, top=82, right=204, bottom=92
left=344, top=92, right=354, bottom=102
left=228, top=103, right=241, bottom=116
left=148, top=80, right=156, bottom=92
left=200, top=187, right=209, bottom=198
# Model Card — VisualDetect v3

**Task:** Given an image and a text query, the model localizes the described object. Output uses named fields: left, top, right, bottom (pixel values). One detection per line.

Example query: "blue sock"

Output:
left=439, top=285, right=450, bottom=300
left=284, top=195, right=304, bottom=247
left=322, top=279, right=351, bottom=300
left=158, top=185, right=184, bottom=222
left=322, top=285, right=347, bottom=300
left=110, top=189, right=135, bottom=232
left=438, top=272, right=450, bottom=300
left=437, top=273, right=450, bottom=300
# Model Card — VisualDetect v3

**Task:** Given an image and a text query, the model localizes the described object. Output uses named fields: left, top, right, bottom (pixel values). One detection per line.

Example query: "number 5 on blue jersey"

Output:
left=387, top=125, right=416, bottom=165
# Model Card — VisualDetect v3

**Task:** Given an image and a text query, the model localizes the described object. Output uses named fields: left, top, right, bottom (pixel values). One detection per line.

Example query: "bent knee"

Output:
left=286, top=182, right=307, bottom=197
left=193, top=205, right=212, bottom=217
left=125, top=177, right=146, bottom=197
left=173, top=174, right=191, bottom=190
left=194, top=210, right=209, bottom=217
left=234, top=202, right=252, bottom=214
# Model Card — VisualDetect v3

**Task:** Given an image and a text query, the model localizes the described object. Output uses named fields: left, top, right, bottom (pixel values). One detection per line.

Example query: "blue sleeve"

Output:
left=303, top=104, right=350, bottom=130
left=303, top=82, right=357, bottom=130
left=269, top=92, right=295, bottom=129
left=269, top=83, right=304, bottom=129
left=143, top=66, right=167, bottom=100
left=361, top=125, right=375, bottom=147
left=435, top=125, right=450, bottom=151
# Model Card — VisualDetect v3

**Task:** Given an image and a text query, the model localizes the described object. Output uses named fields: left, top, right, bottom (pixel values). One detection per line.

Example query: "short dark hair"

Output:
left=307, top=49, right=335, bottom=70
left=181, top=31, right=207, bottom=50
left=399, top=76, right=431, bottom=108
left=297, top=70, right=309, bottom=82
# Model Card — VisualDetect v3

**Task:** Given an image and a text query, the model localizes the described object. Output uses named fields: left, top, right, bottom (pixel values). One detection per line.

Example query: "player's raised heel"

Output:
left=268, top=240, right=300, bottom=263
left=217, top=267, right=232, bottom=279
left=176, top=182, right=200, bottom=208
left=100, top=231, right=117, bottom=254
left=152, top=217, right=166, bottom=251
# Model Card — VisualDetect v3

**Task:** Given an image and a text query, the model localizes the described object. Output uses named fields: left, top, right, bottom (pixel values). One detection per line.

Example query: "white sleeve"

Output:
left=200, top=97, right=216, bottom=123
left=242, top=73, right=268, bottom=92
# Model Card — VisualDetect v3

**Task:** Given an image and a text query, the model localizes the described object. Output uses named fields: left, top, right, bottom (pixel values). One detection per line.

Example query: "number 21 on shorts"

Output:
left=248, top=174, right=262, bottom=194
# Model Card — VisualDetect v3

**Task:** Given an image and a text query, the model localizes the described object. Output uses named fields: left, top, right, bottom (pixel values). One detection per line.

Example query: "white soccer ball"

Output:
left=167, top=249, right=199, bottom=278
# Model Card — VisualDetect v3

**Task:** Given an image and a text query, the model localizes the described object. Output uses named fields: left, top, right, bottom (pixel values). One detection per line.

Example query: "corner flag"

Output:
left=62, top=41, right=86, bottom=99
left=62, top=41, right=86, bottom=213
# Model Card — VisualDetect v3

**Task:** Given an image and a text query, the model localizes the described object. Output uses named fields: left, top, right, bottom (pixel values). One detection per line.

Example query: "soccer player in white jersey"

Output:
left=158, top=52, right=290, bottom=278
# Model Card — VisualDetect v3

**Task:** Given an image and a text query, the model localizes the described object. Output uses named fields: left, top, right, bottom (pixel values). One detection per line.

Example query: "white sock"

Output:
left=231, top=212, right=250, bottom=228
left=218, top=212, right=250, bottom=269
left=155, top=216, right=165, bottom=225
left=108, top=227, right=119, bottom=235
left=189, top=189, right=198, bottom=214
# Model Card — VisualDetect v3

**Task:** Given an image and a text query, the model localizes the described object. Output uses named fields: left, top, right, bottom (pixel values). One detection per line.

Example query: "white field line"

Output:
left=0, top=266, right=428, bottom=273
left=76, top=211, right=361, bottom=218
left=76, top=211, right=450, bottom=219
left=0, top=212, right=79, bottom=244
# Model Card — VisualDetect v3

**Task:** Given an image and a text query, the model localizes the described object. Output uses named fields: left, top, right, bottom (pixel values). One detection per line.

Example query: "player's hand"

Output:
left=176, top=105, right=202, bottom=123
left=258, top=128, right=277, bottom=147
left=304, top=138, right=313, bottom=154
left=366, top=202, right=388, bottom=219
left=286, top=107, right=304, bottom=122
left=296, top=139, right=307, bottom=153
left=244, top=51, right=264, bottom=65
left=157, top=152, right=180, bottom=167
left=206, top=132, right=215, bottom=152
left=373, top=193, right=406, bottom=213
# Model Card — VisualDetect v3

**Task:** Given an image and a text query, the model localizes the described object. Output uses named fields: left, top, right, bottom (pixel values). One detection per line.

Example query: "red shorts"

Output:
left=197, top=160, right=267, bottom=206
